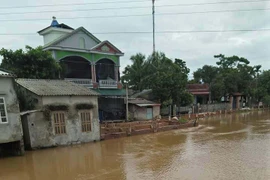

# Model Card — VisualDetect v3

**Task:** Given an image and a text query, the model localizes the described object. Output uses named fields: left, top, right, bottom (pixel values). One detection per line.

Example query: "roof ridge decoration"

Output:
left=90, top=40, right=123, bottom=55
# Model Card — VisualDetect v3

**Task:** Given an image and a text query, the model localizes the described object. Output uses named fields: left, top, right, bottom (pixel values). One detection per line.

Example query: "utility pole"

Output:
left=152, top=0, right=155, bottom=54
left=126, top=84, right=129, bottom=121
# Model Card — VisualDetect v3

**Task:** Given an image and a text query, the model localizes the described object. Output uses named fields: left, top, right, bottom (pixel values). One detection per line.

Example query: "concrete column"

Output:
left=236, top=96, right=241, bottom=109
left=115, top=66, right=119, bottom=82
left=229, top=96, right=233, bottom=109
left=91, top=63, right=96, bottom=83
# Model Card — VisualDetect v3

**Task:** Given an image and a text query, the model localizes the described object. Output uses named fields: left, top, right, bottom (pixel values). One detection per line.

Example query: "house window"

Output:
left=79, top=37, right=86, bottom=49
left=53, top=112, right=66, bottom=134
left=0, top=97, right=8, bottom=123
left=80, top=111, right=92, bottom=132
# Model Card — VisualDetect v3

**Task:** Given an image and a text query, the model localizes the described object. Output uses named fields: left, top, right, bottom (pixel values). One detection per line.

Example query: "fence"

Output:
left=100, top=120, right=195, bottom=140
left=161, top=103, right=231, bottom=116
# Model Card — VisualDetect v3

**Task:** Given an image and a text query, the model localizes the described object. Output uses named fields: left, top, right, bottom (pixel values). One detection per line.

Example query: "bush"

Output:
left=179, top=118, right=188, bottom=124
left=75, top=103, right=95, bottom=110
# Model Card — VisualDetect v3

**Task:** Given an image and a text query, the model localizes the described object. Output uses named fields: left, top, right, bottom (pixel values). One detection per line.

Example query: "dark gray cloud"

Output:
left=0, top=0, right=270, bottom=76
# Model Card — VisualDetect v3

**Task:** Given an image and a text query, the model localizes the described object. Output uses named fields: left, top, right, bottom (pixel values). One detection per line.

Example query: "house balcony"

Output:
left=99, top=80, right=118, bottom=89
left=65, top=78, right=122, bottom=89
left=65, top=78, right=93, bottom=88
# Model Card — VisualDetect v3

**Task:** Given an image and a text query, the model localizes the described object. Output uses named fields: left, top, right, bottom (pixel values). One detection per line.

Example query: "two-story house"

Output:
left=38, top=17, right=126, bottom=121
left=0, top=69, right=24, bottom=156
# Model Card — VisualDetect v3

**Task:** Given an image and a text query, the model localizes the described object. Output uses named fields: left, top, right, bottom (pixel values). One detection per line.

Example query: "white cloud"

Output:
left=0, top=0, right=270, bottom=75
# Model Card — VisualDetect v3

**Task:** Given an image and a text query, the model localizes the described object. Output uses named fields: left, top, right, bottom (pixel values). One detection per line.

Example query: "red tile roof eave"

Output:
left=191, top=92, right=210, bottom=95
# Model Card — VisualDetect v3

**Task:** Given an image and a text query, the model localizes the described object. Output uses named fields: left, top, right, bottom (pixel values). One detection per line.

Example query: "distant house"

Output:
left=38, top=17, right=126, bottom=121
left=230, top=93, right=245, bottom=109
left=187, top=84, right=210, bottom=104
left=16, top=79, right=100, bottom=150
left=128, top=99, right=161, bottom=120
left=0, top=69, right=24, bottom=156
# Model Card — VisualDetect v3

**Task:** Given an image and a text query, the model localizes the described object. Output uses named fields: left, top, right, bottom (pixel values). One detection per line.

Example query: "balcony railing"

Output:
left=99, top=80, right=118, bottom=89
left=65, top=78, right=93, bottom=88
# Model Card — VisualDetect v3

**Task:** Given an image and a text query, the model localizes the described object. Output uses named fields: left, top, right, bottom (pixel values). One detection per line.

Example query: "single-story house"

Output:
left=128, top=99, right=160, bottom=120
left=187, top=84, right=210, bottom=104
left=16, top=79, right=100, bottom=150
left=230, top=93, right=245, bottom=110
left=0, top=69, right=24, bottom=156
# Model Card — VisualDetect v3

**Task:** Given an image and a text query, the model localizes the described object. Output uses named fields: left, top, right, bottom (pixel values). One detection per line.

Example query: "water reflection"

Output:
left=1, top=111, right=270, bottom=180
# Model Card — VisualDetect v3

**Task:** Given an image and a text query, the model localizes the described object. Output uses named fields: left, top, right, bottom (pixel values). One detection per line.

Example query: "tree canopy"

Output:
left=122, top=52, right=193, bottom=106
left=0, top=46, right=61, bottom=79
left=193, top=54, right=261, bottom=101
left=256, top=70, right=270, bottom=105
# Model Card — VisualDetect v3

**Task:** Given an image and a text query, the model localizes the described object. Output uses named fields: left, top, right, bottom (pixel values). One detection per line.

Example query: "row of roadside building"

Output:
left=0, top=17, right=163, bottom=155
left=0, top=17, right=245, bottom=156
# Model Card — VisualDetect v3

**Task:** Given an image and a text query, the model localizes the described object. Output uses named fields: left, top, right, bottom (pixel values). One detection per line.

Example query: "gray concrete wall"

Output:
left=57, top=30, right=99, bottom=50
left=200, top=103, right=230, bottom=112
left=0, top=77, right=23, bottom=144
left=130, top=105, right=160, bottom=120
left=130, top=105, right=147, bottom=120
left=153, top=106, right=160, bottom=118
left=25, top=95, right=100, bottom=149
left=161, top=103, right=231, bottom=115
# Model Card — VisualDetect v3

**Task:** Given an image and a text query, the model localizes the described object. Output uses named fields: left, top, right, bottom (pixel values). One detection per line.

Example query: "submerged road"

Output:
left=1, top=110, right=270, bottom=180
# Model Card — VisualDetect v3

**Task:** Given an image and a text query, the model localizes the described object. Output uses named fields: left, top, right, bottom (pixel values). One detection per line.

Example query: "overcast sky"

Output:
left=0, top=0, right=270, bottom=77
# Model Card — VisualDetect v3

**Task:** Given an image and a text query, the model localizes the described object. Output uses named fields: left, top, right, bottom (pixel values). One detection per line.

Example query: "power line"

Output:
left=161, top=0, right=270, bottom=7
left=1, top=29, right=270, bottom=36
left=0, top=7, right=270, bottom=22
left=0, top=0, right=269, bottom=10
left=0, top=0, right=149, bottom=10
left=0, top=0, right=270, bottom=15
left=156, top=8, right=270, bottom=15
left=0, top=6, right=151, bottom=16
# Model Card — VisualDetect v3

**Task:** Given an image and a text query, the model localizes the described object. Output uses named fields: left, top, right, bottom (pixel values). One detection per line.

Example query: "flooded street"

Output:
left=1, top=111, right=270, bottom=180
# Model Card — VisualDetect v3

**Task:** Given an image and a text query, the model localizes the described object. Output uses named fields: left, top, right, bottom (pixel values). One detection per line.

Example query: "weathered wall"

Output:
left=130, top=105, right=160, bottom=120
left=131, top=105, right=147, bottom=120
left=0, top=77, right=23, bottom=144
left=25, top=95, right=100, bottom=149
left=153, top=106, right=160, bottom=118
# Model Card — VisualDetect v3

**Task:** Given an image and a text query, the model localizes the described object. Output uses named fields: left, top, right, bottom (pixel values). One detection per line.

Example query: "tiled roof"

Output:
left=16, top=79, right=99, bottom=96
left=187, top=84, right=209, bottom=92
left=128, top=98, right=159, bottom=105
left=131, top=89, right=152, bottom=98
left=38, top=23, right=74, bottom=34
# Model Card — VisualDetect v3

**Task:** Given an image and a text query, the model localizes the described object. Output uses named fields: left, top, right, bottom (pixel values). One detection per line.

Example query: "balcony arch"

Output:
left=60, top=56, right=92, bottom=79
left=95, top=58, right=116, bottom=82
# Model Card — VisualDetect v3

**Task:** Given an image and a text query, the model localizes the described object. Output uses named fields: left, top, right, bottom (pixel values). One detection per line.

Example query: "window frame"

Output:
left=79, top=37, right=86, bottom=49
left=52, top=111, right=67, bottom=135
left=80, top=110, right=92, bottom=133
left=0, top=97, right=8, bottom=124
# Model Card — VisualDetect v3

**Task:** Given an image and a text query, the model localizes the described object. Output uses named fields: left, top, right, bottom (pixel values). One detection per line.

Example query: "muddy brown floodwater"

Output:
left=1, top=111, right=270, bottom=180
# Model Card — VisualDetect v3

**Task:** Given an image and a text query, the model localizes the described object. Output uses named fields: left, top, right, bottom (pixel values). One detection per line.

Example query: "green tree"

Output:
left=193, top=54, right=261, bottom=102
left=121, top=53, right=147, bottom=91
left=193, top=65, right=218, bottom=84
left=123, top=52, right=192, bottom=106
left=0, top=46, right=61, bottom=79
left=215, top=54, right=261, bottom=97
left=256, top=70, right=270, bottom=102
